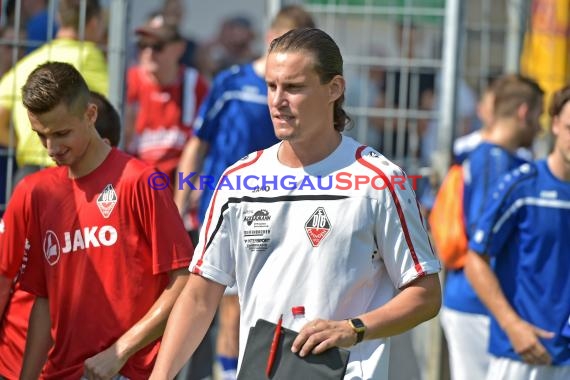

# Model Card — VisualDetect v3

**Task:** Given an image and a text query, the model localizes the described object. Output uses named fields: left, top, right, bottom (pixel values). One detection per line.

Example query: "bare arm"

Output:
left=83, top=268, right=190, bottom=379
left=292, top=273, right=441, bottom=356
left=464, top=250, right=554, bottom=365
left=0, top=274, right=12, bottom=318
left=174, top=136, right=210, bottom=214
left=20, top=296, right=52, bottom=380
left=150, top=274, right=225, bottom=380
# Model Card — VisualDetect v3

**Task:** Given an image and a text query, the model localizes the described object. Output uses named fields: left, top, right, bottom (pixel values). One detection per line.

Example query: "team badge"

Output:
left=97, top=184, right=117, bottom=219
left=43, top=230, right=61, bottom=266
left=304, top=207, right=331, bottom=247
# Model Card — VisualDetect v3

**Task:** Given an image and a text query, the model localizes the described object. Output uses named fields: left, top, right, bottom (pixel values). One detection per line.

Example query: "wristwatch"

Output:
left=347, top=318, right=366, bottom=345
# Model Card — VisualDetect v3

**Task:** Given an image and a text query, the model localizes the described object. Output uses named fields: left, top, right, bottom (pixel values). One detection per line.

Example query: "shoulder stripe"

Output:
left=195, top=151, right=263, bottom=269
left=355, top=145, right=426, bottom=275
left=206, top=90, right=267, bottom=121
left=493, top=197, right=570, bottom=233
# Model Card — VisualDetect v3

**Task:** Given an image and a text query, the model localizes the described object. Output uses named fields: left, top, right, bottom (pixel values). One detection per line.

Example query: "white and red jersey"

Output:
left=127, top=65, right=208, bottom=177
left=191, top=135, right=441, bottom=379
left=19, top=149, right=193, bottom=380
left=0, top=175, right=39, bottom=379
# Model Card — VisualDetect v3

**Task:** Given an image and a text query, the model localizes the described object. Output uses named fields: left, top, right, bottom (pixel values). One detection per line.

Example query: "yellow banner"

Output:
left=520, top=0, right=570, bottom=102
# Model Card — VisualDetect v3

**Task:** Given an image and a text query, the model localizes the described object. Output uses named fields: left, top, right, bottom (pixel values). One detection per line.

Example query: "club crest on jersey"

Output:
left=43, top=230, right=61, bottom=266
left=97, top=184, right=117, bottom=218
left=305, top=207, right=331, bottom=247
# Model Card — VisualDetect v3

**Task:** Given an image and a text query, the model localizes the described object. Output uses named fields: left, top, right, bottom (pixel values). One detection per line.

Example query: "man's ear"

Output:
left=551, top=115, right=560, bottom=137
left=86, top=103, right=98, bottom=127
left=517, top=102, right=529, bottom=121
left=329, top=75, right=345, bottom=103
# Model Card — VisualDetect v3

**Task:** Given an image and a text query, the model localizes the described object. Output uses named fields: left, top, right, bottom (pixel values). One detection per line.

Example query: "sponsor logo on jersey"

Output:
left=243, top=209, right=271, bottom=226
left=242, top=209, right=272, bottom=252
left=43, top=226, right=118, bottom=265
left=43, top=230, right=61, bottom=266
left=305, top=207, right=331, bottom=247
left=97, top=184, right=117, bottom=218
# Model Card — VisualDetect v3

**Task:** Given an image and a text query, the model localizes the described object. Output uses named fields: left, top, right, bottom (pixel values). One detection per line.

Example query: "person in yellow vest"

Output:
left=0, top=0, right=108, bottom=184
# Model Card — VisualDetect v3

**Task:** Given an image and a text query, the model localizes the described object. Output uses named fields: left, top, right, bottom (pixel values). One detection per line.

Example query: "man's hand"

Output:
left=504, top=318, right=554, bottom=365
left=83, top=343, right=128, bottom=380
left=291, top=319, right=357, bottom=357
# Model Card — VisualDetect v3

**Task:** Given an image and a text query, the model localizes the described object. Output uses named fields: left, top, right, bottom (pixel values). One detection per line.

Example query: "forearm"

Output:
left=21, top=297, right=52, bottom=380
left=0, top=275, right=11, bottom=317
left=113, top=269, right=189, bottom=362
left=360, top=273, right=441, bottom=340
left=151, top=274, right=225, bottom=380
left=464, top=250, right=520, bottom=329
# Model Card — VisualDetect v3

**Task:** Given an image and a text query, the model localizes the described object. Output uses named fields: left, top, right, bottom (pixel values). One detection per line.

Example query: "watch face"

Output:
left=351, top=318, right=365, bottom=331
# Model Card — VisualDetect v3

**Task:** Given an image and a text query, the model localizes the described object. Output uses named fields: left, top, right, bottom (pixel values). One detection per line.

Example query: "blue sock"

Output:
left=218, top=355, right=238, bottom=371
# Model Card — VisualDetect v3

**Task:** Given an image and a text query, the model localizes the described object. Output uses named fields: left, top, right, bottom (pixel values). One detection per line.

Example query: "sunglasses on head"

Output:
left=137, top=41, right=166, bottom=53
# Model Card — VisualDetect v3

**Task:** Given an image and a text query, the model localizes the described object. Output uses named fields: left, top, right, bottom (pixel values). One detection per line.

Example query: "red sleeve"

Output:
left=132, top=166, right=194, bottom=274
left=126, top=66, right=141, bottom=104
left=15, top=181, right=48, bottom=297
left=0, top=179, right=31, bottom=279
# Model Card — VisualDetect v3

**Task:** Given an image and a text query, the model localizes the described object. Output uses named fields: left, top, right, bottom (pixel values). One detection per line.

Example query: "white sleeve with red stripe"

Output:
left=189, top=151, right=263, bottom=287
left=358, top=148, right=441, bottom=289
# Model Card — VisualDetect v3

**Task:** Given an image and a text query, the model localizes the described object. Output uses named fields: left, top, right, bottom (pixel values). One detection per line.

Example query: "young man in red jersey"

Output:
left=9, top=62, right=193, bottom=380
left=0, top=91, right=122, bottom=380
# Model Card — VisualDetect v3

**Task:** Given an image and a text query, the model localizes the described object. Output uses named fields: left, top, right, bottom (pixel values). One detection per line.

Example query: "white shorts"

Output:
left=486, top=356, right=570, bottom=380
left=440, top=306, right=490, bottom=380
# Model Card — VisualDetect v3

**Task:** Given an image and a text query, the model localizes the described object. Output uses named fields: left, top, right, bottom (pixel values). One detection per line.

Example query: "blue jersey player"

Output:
left=441, top=74, right=544, bottom=380
left=465, top=84, right=570, bottom=379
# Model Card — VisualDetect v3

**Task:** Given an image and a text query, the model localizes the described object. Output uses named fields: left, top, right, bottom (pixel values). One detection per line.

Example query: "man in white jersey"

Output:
left=150, top=28, right=442, bottom=380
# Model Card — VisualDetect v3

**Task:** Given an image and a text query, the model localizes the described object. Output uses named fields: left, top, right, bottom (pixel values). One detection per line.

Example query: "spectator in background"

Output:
left=0, top=90, right=121, bottom=380
left=21, top=0, right=58, bottom=53
left=125, top=13, right=208, bottom=183
left=174, top=6, right=315, bottom=380
left=0, top=0, right=108, bottom=185
left=465, top=83, right=570, bottom=380
left=161, top=0, right=202, bottom=71
left=441, top=74, right=543, bottom=380
left=0, top=25, right=26, bottom=77
left=197, top=15, right=257, bottom=79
